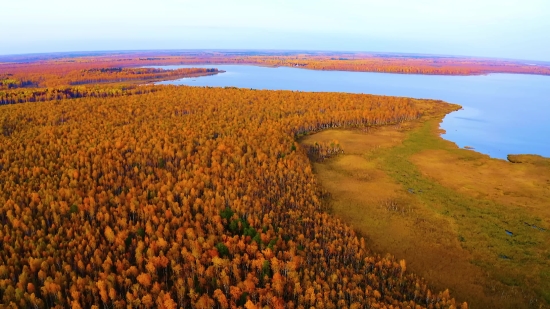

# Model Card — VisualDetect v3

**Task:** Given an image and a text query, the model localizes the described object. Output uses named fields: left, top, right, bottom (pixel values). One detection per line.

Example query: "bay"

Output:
left=149, top=64, right=550, bottom=159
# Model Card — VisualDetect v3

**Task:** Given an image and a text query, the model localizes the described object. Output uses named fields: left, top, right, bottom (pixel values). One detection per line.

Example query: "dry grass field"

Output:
left=301, top=107, right=550, bottom=308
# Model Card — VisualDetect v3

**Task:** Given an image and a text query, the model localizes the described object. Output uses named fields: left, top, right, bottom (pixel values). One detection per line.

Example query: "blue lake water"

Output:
left=149, top=65, right=550, bottom=159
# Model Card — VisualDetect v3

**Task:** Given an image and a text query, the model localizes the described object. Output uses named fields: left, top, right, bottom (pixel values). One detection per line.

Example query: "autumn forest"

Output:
left=2, top=51, right=549, bottom=308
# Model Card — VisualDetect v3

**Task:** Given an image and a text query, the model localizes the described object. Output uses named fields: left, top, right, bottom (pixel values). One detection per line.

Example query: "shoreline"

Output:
left=300, top=102, right=550, bottom=307
left=152, top=65, right=550, bottom=161
left=153, top=64, right=549, bottom=161
left=140, top=62, right=550, bottom=77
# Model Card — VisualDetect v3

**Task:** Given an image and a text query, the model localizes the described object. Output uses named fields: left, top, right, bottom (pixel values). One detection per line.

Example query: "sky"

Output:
left=2, top=0, right=550, bottom=61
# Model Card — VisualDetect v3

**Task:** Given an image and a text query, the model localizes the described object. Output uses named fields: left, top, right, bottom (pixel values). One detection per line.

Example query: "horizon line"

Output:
left=1, top=48, right=549, bottom=65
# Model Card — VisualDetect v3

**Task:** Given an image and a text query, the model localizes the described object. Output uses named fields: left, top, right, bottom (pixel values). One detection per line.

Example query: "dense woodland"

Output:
left=0, top=76, right=467, bottom=308
left=2, top=51, right=549, bottom=82
left=0, top=85, right=161, bottom=105
left=0, top=67, right=219, bottom=89
left=230, top=55, right=550, bottom=75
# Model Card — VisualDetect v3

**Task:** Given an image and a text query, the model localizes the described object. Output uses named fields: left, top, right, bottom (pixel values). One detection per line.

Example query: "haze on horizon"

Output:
left=2, top=0, right=550, bottom=61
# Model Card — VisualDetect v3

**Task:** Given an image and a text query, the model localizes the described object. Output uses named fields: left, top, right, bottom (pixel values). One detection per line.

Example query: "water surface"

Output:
left=150, top=65, right=550, bottom=159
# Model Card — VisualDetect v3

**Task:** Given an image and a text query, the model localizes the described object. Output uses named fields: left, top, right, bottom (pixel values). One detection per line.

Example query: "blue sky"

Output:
left=2, top=0, right=549, bottom=61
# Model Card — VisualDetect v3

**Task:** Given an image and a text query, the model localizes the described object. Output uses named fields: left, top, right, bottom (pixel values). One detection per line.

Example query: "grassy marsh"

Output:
left=301, top=106, right=550, bottom=308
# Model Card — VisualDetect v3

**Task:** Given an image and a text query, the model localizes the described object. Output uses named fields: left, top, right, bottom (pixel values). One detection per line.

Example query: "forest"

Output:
left=2, top=51, right=550, bottom=87
left=0, top=67, right=219, bottom=89
left=0, top=54, right=469, bottom=308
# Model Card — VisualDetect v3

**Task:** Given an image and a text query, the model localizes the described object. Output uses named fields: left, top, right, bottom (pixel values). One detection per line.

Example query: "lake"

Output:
left=149, top=64, right=550, bottom=159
